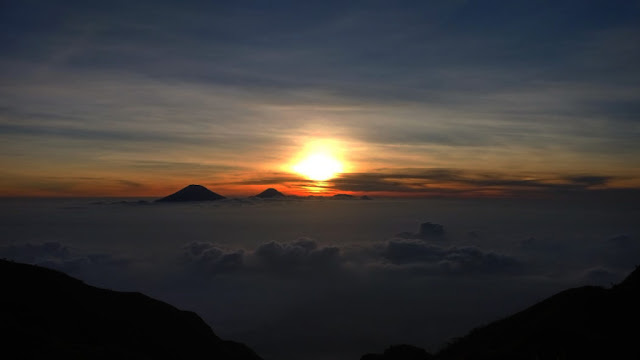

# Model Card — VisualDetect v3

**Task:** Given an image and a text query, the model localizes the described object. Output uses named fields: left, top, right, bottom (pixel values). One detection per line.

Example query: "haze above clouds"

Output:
left=1, top=197, right=638, bottom=360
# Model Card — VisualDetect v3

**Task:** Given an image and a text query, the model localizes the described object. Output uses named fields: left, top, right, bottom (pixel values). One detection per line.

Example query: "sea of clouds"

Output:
left=1, top=197, right=638, bottom=360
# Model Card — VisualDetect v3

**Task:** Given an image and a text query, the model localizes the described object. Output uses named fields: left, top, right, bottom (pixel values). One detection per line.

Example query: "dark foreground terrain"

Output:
left=364, top=265, right=640, bottom=360
left=3, top=258, right=639, bottom=360
left=0, top=259, right=261, bottom=359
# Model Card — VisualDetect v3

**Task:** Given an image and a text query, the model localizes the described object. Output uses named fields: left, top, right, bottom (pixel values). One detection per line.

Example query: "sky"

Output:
left=2, top=3, right=640, bottom=359
left=1, top=0, right=640, bottom=197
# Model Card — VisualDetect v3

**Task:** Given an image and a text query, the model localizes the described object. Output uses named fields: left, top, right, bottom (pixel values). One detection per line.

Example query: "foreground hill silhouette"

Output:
left=361, top=344, right=434, bottom=360
left=363, top=266, right=640, bottom=360
left=0, top=259, right=261, bottom=359
left=254, top=188, right=285, bottom=198
left=156, top=184, right=225, bottom=202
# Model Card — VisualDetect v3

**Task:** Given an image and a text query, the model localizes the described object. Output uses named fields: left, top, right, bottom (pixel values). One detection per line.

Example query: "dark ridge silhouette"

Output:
left=0, top=259, right=262, bottom=359
left=254, top=188, right=285, bottom=198
left=615, top=264, right=640, bottom=292
left=361, top=195, right=373, bottom=200
left=361, top=344, right=434, bottom=360
left=436, top=265, right=640, bottom=359
left=333, top=193, right=355, bottom=199
left=156, top=184, right=225, bottom=202
left=363, top=266, right=640, bottom=360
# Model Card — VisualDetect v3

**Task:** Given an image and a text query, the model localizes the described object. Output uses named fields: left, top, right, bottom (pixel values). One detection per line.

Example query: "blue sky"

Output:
left=1, top=0, right=639, bottom=196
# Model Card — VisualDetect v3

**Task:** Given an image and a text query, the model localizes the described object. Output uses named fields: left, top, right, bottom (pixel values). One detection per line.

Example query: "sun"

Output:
left=294, top=152, right=343, bottom=181
left=291, top=140, right=345, bottom=181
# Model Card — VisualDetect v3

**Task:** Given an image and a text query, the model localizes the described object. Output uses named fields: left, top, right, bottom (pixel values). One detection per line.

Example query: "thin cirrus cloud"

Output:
left=230, top=168, right=620, bottom=196
left=1, top=0, right=639, bottom=196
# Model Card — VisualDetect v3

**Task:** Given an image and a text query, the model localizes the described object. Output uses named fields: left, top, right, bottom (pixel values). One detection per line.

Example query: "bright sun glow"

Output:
left=291, top=141, right=345, bottom=181
left=294, top=153, right=343, bottom=181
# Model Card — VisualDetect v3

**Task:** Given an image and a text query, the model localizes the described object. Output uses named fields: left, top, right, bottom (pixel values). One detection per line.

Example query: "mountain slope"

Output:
left=437, top=267, right=640, bottom=359
left=362, top=266, right=640, bottom=360
left=254, top=188, right=285, bottom=198
left=361, top=344, right=434, bottom=360
left=0, top=259, right=261, bottom=359
left=156, top=184, right=225, bottom=202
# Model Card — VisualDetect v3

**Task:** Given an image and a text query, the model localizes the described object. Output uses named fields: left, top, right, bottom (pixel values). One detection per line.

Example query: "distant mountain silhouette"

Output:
left=156, top=184, right=225, bottom=202
left=0, top=259, right=262, bottom=359
left=254, top=188, right=285, bottom=198
left=333, top=193, right=355, bottom=199
left=363, top=265, right=640, bottom=360
left=330, top=194, right=373, bottom=200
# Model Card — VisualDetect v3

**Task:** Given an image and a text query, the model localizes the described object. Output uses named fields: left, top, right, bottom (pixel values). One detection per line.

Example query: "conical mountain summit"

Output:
left=254, top=188, right=285, bottom=198
left=156, top=184, right=225, bottom=202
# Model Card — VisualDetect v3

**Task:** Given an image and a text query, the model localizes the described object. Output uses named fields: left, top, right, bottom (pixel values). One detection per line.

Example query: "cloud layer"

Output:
left=1, top=197, right=639, bottom=360
left=0, top=241, right=128, bottom=275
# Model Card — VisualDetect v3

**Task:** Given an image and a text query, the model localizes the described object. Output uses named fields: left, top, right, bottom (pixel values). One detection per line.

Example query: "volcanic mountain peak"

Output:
left=255, top=188, right=285, bottom=198
left=156, top=184, right=225, bottom=202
